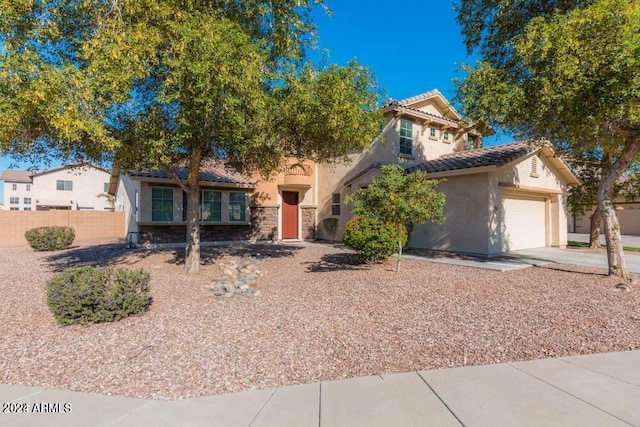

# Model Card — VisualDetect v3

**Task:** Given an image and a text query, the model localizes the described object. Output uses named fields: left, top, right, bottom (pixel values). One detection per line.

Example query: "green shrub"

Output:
left=46, top=266, right=152, bottom=326
left=343, top=215, right=404, bottom=264
left=25, top=226, right=75, bottom=251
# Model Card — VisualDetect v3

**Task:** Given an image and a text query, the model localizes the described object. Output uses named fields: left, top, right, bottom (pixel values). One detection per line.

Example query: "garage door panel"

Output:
left=502, top=197, right=546, bottom=251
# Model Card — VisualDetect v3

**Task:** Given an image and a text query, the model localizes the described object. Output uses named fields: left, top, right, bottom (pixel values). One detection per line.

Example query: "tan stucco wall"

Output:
left=571, top=202, right=640, bottom=235
left=409, top=174, right=491, bottom=254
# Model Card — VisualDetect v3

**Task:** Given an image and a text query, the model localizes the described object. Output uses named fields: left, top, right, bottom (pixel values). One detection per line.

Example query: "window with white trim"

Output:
left=331, top=193, right=341, bottom=216
left=443, top=131, right=450, bottom=143
left=23, top=207, right=31, bottom=211
left=429, top=127, right=437, bottom=139
left=104, top=182, right=109, bottom=192
left=399, top=119, right=414, bottom=156
left=24, top=197, right=31, bottom=205
left=56, top=180, right=73, bottom=191
left=228, top=192, right=248, bottom=222
left=26, top=184, right=30, bottom=191
left=9, top=207, right=19, bottom=211
left=11, top=183, right=17, bottom=191
left=151, top=187, right=174, bottom=222
left=10, top=197, right=19, bottom=204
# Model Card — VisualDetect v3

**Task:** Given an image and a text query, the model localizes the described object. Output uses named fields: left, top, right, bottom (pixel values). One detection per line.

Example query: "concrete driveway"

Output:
left=507, top=246, right=640, bottom=274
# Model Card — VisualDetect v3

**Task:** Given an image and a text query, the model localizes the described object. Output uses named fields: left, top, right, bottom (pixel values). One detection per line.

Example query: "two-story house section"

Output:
left=1, top=170, right=34, bottom=211
left=1, top=164, right=112, bottom=211
left=316, top=89, right=487, bottom=241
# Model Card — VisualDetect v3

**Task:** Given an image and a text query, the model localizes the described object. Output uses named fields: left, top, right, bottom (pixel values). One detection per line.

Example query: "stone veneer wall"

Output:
left=139, top=206, right=279, bottom=244
left=301, top=206, right=316, bottom=240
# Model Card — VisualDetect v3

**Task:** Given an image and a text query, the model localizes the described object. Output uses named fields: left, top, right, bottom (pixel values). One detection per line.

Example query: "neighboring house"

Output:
left=1, top=164, right=112, bottom=211
left=569, top=202, right=640, bottom=236
left=110, top=89, right=580, bottom=254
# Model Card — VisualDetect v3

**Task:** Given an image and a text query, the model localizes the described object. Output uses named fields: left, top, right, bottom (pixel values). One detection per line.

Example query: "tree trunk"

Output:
left=589, top=206, right=601, bottom=249
left=396, top=233, right=403, bottom=273
left=597, top=135, right=640, bottom=279
left=185, top=149, right=203, bottom=274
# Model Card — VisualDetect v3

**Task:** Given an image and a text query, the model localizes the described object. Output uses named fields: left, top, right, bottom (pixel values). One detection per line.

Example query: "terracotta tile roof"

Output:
left=128, top=159, right=254, bottom=186
left=406, top=141, right=541, bottom=174
left=0, top=169, right=33, bottom=183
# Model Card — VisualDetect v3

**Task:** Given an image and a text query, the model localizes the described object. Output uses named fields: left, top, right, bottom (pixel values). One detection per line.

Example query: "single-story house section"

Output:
left=110, top=159, right=318, bottom=246
left=406, top=141, right=580, bottom=255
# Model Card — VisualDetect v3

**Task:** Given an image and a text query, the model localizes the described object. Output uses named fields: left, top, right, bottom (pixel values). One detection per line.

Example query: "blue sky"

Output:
left=0, top=1, right=511, bottom=202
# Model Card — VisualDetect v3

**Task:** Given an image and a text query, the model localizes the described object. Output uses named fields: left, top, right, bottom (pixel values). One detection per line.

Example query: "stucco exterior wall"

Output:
left=409, top=174, right=491, bottom=254
left=571, top=202, right=640, bottom=235
left=3, top=181, right=32, bottom=210
left=32, top=166, right=111, bottom=210
left=115, top=174, right=140, bottom=240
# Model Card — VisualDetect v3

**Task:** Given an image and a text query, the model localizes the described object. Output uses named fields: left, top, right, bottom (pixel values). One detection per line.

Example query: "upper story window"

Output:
left=465, top=136, right=475, bottom=150
left=26, top=184, right=30, bottom=191
left=399, top=119, right=414, bottom=156
left=11, top=183, right=17, bottom=191
left=24, top=197, right=31, bottom=205
left=443, top=131, right=450, bottom=143
left=9, top=197, right=19, bottom=204
left=56, top=180, right=73, bottom=191
left=202, top=190, right=222, bottom=222
left=104, top=182, right=109, bottom=193
left=429, top=127, right=438, bottom=139
left=331, top=193, right=341, bottom=216
left=151, top=187, right=174, bottom=222
left=229, top=192, right=248, bottom=222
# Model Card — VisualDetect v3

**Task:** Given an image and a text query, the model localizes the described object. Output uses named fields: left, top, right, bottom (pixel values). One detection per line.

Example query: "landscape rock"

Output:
left=208, top=256, right=263, bottom=299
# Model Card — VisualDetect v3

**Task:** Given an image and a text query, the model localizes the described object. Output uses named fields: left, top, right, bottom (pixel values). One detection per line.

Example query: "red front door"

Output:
left=282, top=191, right=299, bottom=239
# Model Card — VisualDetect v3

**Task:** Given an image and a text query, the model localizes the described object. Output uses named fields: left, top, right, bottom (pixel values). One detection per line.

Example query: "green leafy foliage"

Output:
left=346, top=165, right=446, bottom=271
left=46, top=267, right=152, bottom=326
left=0, top=0, right=383, bottom=273
left=343, top=216, right=401, bottom=264
left=24, top=226, right=75, bottom=251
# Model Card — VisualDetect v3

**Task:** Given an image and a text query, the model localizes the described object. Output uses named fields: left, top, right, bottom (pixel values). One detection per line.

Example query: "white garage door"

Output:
left=502, top=196, right=546, bottom=251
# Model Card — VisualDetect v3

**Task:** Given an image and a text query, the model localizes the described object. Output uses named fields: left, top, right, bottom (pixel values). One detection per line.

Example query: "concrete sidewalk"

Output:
left=1, top=350, right=639, bottom=426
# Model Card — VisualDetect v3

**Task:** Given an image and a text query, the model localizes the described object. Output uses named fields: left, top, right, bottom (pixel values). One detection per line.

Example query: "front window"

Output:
left=443, top=131, right=450, bottom=142
left=104, top=182, right=109, bottom=192
left=429, top=127, right=437, bottom=138
left=24, top=197, right=31, bottom=205
left=399, top=119, right=414, bottom=156
left=23, top=207, right=31, bottom=211
left=56, top=180, right=73, bottom=191
left=26, top=184, right=30, bottom=191
left=12, top=183, right=17, bottom=191
left=9, top=197, right=19, bottom=205
left=201, top=190, right=222, bottom=222
left=151, top=187, right=174, bottom=222
left=9, top=207, right=19, bottom=211
left=228, top=192, right=247, bottom=222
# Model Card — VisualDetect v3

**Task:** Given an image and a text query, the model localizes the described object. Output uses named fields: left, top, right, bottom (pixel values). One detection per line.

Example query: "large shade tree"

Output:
left=454, top=0, right=640, bottom=278
left=0, top=0, right=382, bottom=273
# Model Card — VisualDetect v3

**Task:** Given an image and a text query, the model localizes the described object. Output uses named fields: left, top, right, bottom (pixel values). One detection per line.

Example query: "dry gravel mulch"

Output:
left=0, top=242, right=639, bottom=400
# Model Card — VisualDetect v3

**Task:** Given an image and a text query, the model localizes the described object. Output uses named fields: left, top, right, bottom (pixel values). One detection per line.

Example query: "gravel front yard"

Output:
left=1, top=242, right=639, bottom=400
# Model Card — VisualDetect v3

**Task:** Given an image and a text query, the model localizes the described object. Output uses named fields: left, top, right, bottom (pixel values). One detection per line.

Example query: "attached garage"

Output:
left=502, top=196, right=547, bottom=251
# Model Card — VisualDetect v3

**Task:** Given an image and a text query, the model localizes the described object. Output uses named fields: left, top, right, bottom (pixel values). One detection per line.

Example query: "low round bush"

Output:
left=25, top=226, right=75, bottom=251
left=343, top=215, right=405, bottom=264
left=46, top=266, right=152, bottom=326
